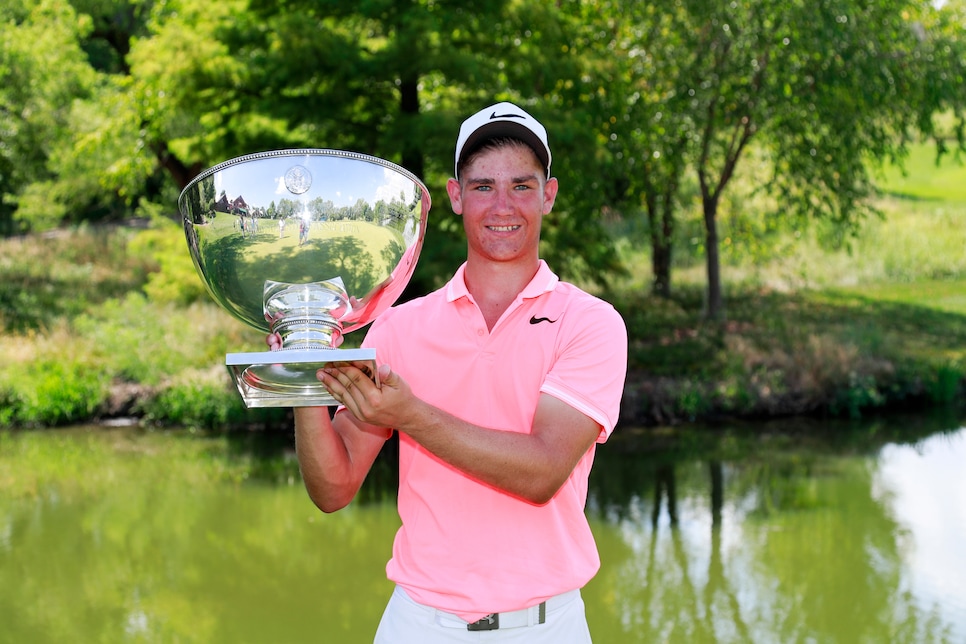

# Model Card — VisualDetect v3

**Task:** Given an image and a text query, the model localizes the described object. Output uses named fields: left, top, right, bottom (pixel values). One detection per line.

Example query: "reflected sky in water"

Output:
left=876, top=429, right=966, bottom=637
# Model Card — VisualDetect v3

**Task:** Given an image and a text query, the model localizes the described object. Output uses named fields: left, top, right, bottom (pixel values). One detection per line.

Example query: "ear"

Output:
left=446, top=178, right=463, bottom=215
left=542, top=177, right=559, bottom=214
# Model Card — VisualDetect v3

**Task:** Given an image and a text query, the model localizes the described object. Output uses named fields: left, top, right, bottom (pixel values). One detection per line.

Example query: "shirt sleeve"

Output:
left=540, top=298, right=628, bottom=442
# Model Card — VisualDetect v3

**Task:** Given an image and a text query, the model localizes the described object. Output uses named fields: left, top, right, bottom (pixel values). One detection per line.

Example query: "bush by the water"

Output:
left=0, top=222, right=279, bottom=429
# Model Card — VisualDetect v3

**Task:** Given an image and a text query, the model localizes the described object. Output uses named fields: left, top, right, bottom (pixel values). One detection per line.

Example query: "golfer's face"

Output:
left=448, top=145, right=557, bottom=266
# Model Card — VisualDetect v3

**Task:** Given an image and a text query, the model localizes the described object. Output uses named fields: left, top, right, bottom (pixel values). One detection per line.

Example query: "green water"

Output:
left=1, top=413, right=964, bottom=643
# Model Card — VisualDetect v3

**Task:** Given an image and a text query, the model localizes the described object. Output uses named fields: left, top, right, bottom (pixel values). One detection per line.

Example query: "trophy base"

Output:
left=226, top=348, right=377, bottom=408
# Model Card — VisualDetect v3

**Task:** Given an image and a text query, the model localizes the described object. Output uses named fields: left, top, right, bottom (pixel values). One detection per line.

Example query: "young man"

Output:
left=293, top=102, right=627, bottom=642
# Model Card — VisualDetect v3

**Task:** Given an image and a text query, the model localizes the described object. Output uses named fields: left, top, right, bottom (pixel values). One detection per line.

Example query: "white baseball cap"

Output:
left=454, top=102, right=552, bottom=180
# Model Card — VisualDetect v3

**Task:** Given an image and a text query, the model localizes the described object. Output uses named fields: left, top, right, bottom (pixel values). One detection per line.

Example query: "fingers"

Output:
left=318, top=368, right=349, bottom=410
left=316, top=362, right=403, bottom=425
left=317, top=362, right=375, bottom=406
left=327, top=361, right=375, bottom=383
left=377, top=363, right=392, bottom=382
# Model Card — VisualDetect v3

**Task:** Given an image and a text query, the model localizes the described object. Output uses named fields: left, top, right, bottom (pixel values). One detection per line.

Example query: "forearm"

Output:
left=397, top=398, right=593, bottom=505
left=318, top=364, right=601, bottom=505
left=293, top=407, right=372, bottom=512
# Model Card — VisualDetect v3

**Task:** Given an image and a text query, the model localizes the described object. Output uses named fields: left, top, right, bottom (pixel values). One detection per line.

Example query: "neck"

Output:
left=464, top=258, right=540, bottom=329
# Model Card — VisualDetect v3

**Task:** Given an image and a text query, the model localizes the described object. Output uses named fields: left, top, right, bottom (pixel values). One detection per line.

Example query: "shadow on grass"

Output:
left=616, top=285, right=966, bottom=377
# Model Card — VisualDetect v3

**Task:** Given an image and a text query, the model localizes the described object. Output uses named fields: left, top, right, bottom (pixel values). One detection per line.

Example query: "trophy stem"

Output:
left=271, top=315, right=343, bottom=350
left=264, top=279, right=350, bottom=350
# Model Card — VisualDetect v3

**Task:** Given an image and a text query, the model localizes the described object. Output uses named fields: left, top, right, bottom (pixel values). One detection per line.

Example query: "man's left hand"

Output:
left=318, top=362, right=413, bottom=428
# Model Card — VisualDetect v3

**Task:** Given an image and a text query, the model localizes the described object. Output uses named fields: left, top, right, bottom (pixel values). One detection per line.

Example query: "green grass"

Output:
left=835, top=280, right=966, bottom=316
left=875, top=142, right=966, bottom=202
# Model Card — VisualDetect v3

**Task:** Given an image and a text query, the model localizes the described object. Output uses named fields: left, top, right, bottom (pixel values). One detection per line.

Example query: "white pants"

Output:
left=373, top=586, right=593, bottom=643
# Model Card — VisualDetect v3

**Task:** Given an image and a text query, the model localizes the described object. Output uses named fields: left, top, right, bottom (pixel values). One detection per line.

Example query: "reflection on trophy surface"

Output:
left=179, top=149, right=430, bottom=407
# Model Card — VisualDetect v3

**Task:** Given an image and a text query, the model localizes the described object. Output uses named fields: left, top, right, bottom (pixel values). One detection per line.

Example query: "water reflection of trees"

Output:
left=6, top=415, right=958, bottom=643
left=0, top=447, right=396, bottom=643
left=585, top=415, right=962, bottom=643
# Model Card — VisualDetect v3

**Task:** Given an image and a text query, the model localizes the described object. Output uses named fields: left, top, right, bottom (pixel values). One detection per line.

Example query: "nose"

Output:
left=492, top=186, right=514, bottom=215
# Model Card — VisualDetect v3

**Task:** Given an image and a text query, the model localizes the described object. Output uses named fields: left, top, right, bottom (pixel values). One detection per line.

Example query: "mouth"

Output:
left=487, top=225, right=520, bottom=232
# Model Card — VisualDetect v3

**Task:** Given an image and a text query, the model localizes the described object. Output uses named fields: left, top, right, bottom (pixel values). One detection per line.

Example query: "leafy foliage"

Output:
left=0, top=0, right=98, bottom=232
left=2, top=0, right=966, bottom=305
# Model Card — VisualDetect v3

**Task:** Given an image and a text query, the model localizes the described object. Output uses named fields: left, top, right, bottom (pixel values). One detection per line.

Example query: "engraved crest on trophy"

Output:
left=179, top=149, right=430, bottom=407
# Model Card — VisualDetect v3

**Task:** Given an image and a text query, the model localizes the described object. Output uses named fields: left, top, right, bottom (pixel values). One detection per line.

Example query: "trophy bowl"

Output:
left=178, top=149, right=430, bottom=407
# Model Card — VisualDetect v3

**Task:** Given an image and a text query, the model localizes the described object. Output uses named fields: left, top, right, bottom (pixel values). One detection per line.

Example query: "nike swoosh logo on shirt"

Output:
left=529, top=315, right=558, bottom=325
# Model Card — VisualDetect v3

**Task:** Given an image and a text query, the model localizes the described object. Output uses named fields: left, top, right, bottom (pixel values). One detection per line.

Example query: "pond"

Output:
left=1, top=410, right=964, bottom=643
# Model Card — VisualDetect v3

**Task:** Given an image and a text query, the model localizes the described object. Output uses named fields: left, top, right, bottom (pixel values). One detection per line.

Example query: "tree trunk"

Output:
left=703, top=193, right=724, bottom=321
left=399, top=78, right=423, bottom=180
left=154, top=140, right=203, bottom=191
left=651, top=463, right=678, bottom=527
left=651, top=238, right=672, bottom=298
left=647, top=193, right=674, bottom=298
left=0, top=207, right=14, bottom=237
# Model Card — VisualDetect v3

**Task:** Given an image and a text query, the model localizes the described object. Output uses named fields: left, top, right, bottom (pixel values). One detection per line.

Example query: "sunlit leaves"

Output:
left=0, top=0, right=98, bottom=229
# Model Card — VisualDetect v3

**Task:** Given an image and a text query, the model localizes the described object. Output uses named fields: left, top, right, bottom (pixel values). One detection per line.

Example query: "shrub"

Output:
left=127, top=223, right=207, bottom=306
left=73, top=293, right=244, bottom=386
left=924, top=362, right=965, bottom=404
left=0, top=321, right=112, bottom=428
left=829, top=372, right=886, bottom=419
left=5, top=358, right=111, bottom=427
left=139, top=367, right=249, bottom=430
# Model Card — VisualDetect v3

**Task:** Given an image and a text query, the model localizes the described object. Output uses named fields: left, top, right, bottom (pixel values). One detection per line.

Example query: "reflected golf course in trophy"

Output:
left=178, top=149, right=430, bottom=407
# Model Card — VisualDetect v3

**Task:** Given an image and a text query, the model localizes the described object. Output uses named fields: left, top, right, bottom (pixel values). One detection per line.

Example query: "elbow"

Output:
left=503, top=461, right=573, bottom=505
left=304, top=485, right=356, bottom=514
left=315, top=498, right=350, bottom=514
left=521, top=479, right=566, bottom=506
left=525, top=493, right=555, bottom=506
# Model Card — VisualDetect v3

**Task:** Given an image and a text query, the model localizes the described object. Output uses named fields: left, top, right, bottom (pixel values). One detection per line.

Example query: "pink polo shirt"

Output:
left=360, top=260, right=627, bottom=621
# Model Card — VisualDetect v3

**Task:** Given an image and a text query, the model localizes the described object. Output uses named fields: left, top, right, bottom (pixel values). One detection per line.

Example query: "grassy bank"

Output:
left=2, top=146, right=966, bottom=429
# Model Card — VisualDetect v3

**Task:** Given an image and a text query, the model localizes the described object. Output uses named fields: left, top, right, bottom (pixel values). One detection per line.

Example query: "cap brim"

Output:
left=458, top=122, right=550, bottom=177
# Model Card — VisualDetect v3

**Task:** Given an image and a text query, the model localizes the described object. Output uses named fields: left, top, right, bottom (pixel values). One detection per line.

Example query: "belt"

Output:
left=463, top=589, right=580, bottom=631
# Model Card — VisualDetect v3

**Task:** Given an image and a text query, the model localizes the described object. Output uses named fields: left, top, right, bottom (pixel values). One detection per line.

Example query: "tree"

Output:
left=741, top=0, right=966, bottom=320
left=124, top=0, right=624, bottom=291
left=0, top=0, right=628, bottom=291
left=0, top=0, right=101, bottom=233
left=609, top=0, right=966, bottom=319
left=595, top=1, right=701, bottom=298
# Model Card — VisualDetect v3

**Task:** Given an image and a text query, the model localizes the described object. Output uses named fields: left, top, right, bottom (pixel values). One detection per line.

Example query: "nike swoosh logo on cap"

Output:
left=490, top=111, right=526, bottom=120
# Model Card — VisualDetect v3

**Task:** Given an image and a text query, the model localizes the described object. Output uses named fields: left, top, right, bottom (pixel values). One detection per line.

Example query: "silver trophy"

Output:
left=179, top=149, right=430, bottom=407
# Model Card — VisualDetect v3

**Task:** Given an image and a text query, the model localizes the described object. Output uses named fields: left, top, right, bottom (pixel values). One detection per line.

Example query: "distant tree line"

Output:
left=2, top=0, right=965, bottom=316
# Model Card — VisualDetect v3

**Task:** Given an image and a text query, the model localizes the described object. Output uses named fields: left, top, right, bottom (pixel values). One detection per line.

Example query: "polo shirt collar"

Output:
left=446, top=260, right=559, bottom=303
